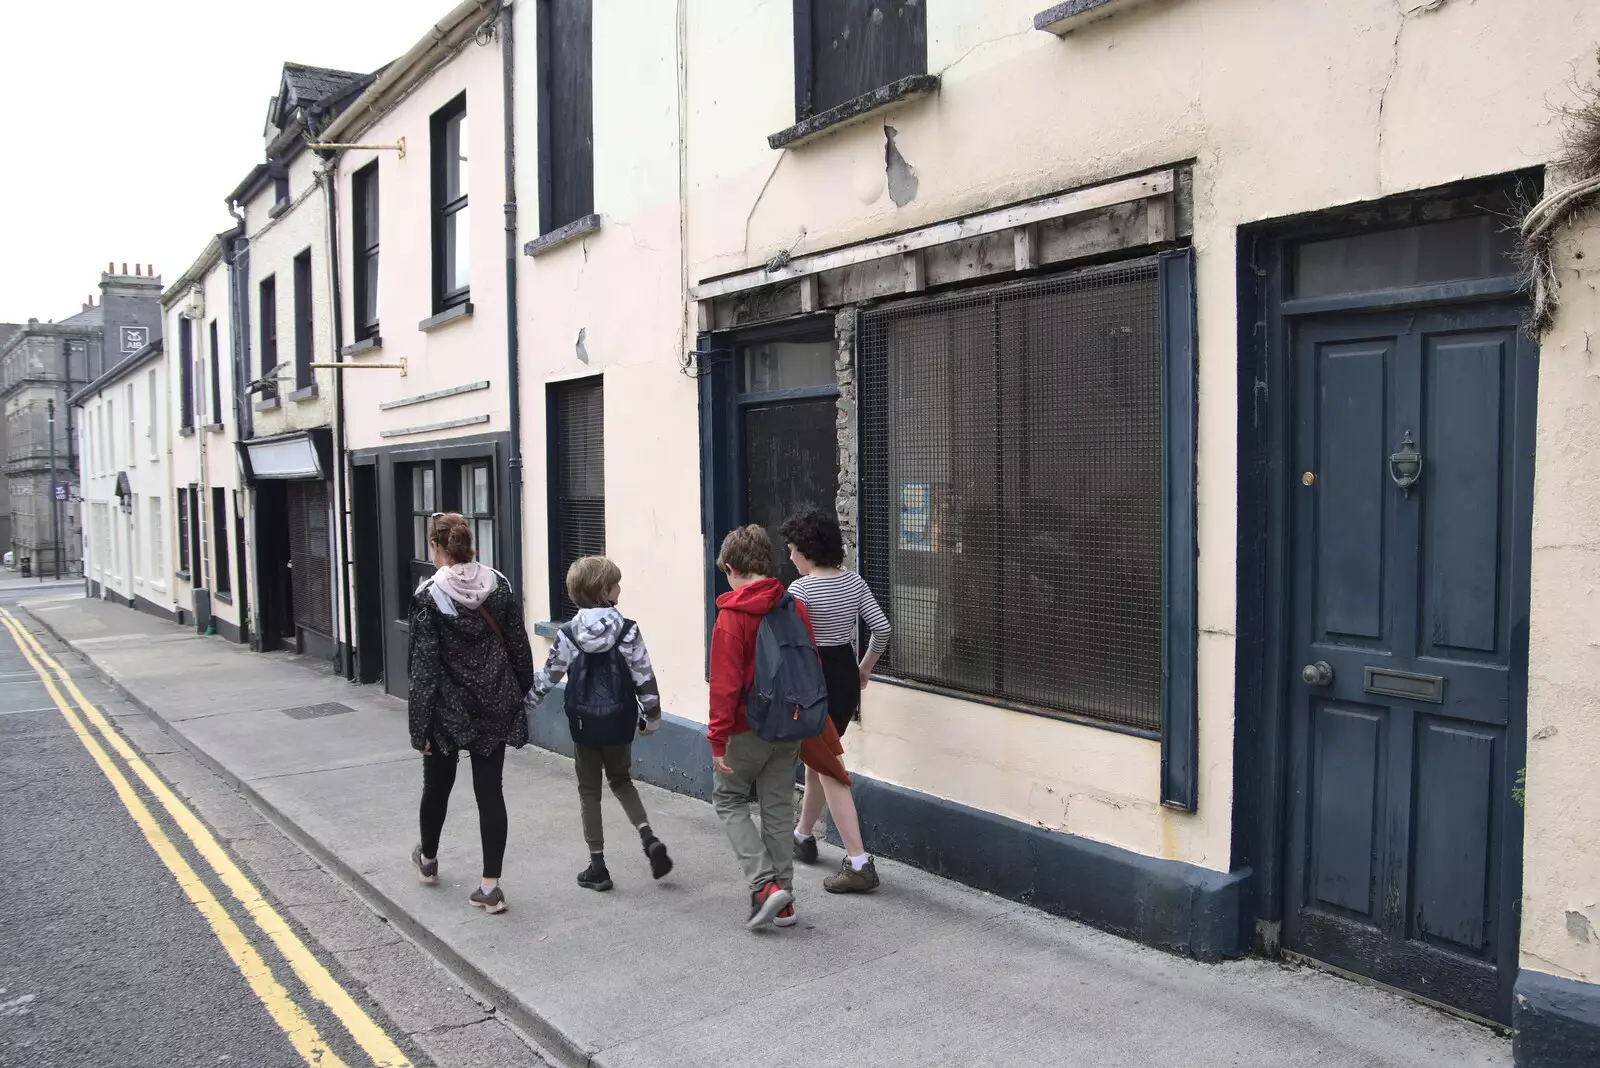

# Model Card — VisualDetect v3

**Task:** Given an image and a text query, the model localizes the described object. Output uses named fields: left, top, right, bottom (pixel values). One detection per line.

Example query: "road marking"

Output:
left=0, top=610, right=415, bottom=1068
left=0, top=616, right=348, bottom=1068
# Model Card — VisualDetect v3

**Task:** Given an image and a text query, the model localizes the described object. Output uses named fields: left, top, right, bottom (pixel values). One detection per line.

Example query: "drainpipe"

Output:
left=323, top=162, right=357, bottom=681
left=500, top=0, right=524, bottom=597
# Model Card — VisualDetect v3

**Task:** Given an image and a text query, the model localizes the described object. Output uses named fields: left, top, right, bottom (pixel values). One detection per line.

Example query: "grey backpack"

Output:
left=744, top=593, right=829, bottom=742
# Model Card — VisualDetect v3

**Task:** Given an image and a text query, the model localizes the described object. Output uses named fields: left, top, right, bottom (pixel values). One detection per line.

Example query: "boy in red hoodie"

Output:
left=709, top=524, right=807, bottom=930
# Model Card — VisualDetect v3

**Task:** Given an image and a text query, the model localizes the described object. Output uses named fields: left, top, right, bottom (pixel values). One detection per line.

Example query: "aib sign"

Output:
left=119, top=326, right=149, bottom=355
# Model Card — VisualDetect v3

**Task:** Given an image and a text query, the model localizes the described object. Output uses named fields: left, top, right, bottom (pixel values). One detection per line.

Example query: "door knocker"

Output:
left=1389, top=431, right=1423, bottom=498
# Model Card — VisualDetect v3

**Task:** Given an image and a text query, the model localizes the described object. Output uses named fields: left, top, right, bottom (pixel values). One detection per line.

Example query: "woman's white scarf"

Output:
left=423, top=561, right=496, bottom=616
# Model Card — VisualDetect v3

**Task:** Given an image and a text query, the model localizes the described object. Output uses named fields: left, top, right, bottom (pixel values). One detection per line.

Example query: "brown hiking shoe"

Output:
left=824, top=857, right=880, bottom=894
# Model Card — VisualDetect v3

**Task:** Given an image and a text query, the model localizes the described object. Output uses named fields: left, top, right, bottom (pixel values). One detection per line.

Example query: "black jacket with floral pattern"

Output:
left=407, top=573, right=533, bottom=756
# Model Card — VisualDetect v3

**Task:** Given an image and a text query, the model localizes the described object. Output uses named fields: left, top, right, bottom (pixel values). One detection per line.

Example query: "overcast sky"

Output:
left=0, top=0, right=454, bottom=324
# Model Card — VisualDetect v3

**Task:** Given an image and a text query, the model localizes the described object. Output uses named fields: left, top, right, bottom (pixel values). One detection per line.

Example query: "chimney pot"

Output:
left=121, top=262, right=127, bottom=275
left=107, top=261, right=114, bottom=273
left=135, top=264, right=142, bottom=276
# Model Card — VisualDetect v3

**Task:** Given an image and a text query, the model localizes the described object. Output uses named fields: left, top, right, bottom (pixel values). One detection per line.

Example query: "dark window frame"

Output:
left=178, top=318, right=195, bottom=430
left=535, top=0, right=594, bottom=235
left=292, top=249, right=314, bottom=389
left=447, top=457, right=496, bottom=571
left=430, top=93, right=470, bottom=312
left=352, top=162, right=380, bottom=340
left=792, top=0, right=927, bottom=120
left=272, top=171, right=290, bottom=207
left=546, top=375, right=605, bottom=621
left=208, top=319, right=222, bottom=425
left=259, top=275, right=278, bottom=381
left=211, top=487, right=231, bottom=597
left=401, top=461, right=438, bottom=609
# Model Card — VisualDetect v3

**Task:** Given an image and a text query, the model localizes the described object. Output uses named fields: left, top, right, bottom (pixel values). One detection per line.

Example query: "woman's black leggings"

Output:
left=419, top=747, right=507, bottom=879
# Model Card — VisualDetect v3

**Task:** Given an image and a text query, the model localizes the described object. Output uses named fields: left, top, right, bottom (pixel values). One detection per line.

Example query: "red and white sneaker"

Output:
left=774, top=902, right=798, bottom=928
left=746, top=881, right=793, bottom=929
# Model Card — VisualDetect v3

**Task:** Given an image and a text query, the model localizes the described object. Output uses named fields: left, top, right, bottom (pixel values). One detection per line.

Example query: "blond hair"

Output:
left=716, top=524, right=775, bottom=578
left=566, top=555, right=622, bottom=609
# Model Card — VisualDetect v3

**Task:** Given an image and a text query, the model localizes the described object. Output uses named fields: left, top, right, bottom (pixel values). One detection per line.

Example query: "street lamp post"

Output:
left=47, top=397, right=60, bottom=581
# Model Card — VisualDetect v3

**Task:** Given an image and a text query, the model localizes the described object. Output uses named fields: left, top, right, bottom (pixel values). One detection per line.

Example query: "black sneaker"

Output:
left=469, top=885, right=507, bottom=914
left=645, top=837, right=674, bottom=880
left=577, top=861, right=614, bottom=892
left=793, top=834, right=819, bottom=864
left=412, top=844, right=438, bottom=885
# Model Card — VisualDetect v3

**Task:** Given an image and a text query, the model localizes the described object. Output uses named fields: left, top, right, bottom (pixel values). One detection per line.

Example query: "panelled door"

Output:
left=1284, top=301, right=1535, bottom=1024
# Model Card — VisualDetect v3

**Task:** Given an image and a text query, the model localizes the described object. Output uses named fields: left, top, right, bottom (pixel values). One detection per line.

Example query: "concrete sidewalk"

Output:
left=21, top=594, right=1512, bottom=1068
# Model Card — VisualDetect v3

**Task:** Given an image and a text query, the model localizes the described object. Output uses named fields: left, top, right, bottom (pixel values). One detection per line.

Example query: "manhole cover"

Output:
left=281, top=702, right=354, bottom=720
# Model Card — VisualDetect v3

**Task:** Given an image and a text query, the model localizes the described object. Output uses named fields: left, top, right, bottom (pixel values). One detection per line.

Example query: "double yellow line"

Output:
left=0, top=609, right=412, bottom=1068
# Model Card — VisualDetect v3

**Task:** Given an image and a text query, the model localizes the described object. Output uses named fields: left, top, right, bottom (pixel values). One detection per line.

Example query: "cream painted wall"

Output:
left=513, top=0, right=707, bottom=717
left=77, top=355, right=170, bottom=608
left=244, top=150, right=338, bottom=432
left=164, top=252, right=243, bottom=629
left=668, top=0, right=1600, bottom=874
left=1521, top=213, right=1600, bottom=984
left=338, top=37, right=510, bottom=453
left=240, top=149, right=350, bottom=650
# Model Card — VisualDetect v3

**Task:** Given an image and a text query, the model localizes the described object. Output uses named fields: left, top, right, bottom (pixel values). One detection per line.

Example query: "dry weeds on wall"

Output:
left=1520, top=49, right=1600, bottom=335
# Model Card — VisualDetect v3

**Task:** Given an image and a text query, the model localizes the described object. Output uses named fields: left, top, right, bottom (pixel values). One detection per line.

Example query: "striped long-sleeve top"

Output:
left=789, top=570, right=891, bottom=653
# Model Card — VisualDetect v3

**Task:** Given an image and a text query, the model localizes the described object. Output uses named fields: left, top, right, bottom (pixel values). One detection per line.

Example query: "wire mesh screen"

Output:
left=859, top=258, right=1163, bottom=732
left=288, top=479, right=334, bottom=636
left=549, top=376, right=605, bottom=620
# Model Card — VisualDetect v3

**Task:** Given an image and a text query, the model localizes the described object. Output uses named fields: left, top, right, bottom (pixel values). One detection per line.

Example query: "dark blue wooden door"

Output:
left=1284, top=302, right=1535, bottom=1023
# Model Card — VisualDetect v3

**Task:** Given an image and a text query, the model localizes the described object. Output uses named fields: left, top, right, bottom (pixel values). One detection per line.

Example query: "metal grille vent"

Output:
left=858, top=258, right=1163, bottom=732
left=281, top=702, right=353, bottom=720
left=549, top=377, right=606, bottom=620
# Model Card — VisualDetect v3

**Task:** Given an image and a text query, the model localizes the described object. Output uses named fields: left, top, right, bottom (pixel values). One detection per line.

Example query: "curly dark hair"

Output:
left=778, top=507, right=844, bottom=569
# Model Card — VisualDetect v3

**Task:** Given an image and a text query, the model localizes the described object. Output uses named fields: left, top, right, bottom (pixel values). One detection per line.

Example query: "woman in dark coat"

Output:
left=407, top=512, right=533, bottom=914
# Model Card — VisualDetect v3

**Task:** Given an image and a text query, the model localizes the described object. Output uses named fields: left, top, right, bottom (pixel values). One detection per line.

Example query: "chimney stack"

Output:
left=121, top=262, right=128, bottom=275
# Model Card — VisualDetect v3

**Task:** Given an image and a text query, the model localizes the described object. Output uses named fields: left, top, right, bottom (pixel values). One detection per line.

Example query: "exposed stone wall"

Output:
left=833, top=306, right=859, bottom=570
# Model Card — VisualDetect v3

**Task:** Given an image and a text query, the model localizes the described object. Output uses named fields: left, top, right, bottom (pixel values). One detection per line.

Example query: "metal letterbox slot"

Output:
left=1363, top=666, right=1444, bottom=704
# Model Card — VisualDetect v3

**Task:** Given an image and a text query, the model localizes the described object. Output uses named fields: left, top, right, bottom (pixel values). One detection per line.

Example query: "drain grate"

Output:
left=281, top=702, right=354, bottom=721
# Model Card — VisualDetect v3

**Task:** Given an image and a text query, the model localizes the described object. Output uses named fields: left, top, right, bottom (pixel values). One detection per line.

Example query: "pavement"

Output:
left=0, top=586, right=547, bottom=1067
left=18, top=593, right=1515, bottom=1068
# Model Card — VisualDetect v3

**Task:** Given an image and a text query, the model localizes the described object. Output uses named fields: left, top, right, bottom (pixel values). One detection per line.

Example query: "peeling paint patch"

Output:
left=885, top=125, right=919, bottom=207
left=1533, top=724, right=1559, bottom=740
left=1567, top=910, right=1596, bottom=943
left=575, top=327, right=589, bottom=364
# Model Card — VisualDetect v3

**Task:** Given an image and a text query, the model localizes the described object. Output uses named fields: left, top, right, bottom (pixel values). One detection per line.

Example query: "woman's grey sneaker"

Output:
left=412, top=845, right=438, bottom=885
left=824, top=857, right=880, bottom=894
left=470, top=885, right=508, bottom=914
left=793, top=833, right=819, bottom=864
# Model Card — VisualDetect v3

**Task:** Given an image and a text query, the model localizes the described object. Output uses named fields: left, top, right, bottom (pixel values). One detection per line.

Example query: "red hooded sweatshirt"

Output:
left=707, top=577, right=815, bottom=758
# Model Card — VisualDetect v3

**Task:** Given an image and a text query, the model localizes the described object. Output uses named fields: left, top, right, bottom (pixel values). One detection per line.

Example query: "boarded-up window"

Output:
left=799, top=0, right=927, bottom=118
left=547, top=376, right=604, bottom=620
left=539, top=0, right=594, bottom=232
left=858, top=260, right=1163, bottom=732
left=259, top=275, right=278, bottom=381
left=179, top=319, right=195, bottom=429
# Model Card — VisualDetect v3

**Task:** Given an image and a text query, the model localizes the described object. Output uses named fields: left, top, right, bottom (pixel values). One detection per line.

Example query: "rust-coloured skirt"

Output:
left=800, top=716, right=851, bottom=785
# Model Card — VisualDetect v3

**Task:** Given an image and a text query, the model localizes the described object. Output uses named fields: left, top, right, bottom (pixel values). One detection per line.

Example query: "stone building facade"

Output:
left=0, top=268, right=161, bottom=576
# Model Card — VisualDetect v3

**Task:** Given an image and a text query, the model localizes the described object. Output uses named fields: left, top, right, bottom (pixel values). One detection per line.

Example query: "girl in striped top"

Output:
left=780, top=508, right=892, bottom=893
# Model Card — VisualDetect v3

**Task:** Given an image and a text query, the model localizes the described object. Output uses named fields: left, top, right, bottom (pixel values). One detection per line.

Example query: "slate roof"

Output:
left=281, top=62, right=368, bottom=114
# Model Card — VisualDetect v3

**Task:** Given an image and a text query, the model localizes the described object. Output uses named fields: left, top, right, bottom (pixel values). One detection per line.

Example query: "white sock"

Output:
left=480, top=880, right=498, bottom=894
left=795, top=830, right=813, bottom=842
left=848, top=854, right=870, bottom=871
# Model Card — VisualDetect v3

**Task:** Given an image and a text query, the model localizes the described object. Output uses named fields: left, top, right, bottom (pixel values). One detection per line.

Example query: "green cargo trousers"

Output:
left=711, top=731, right=800, bottom=893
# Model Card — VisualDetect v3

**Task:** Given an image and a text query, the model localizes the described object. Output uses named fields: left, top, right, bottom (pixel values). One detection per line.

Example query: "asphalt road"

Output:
left=0, top=586, right=452, bottom=1068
